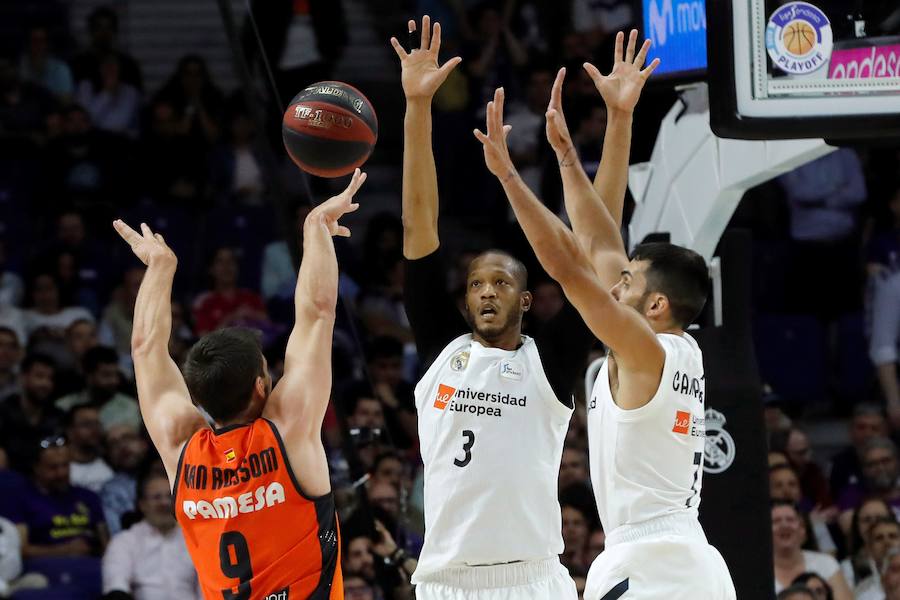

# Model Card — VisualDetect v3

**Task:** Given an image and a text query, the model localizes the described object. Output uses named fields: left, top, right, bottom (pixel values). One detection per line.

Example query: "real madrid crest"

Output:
left=703, top=408, right=736, bottom=474
left=450, top=350, right=470, bottom=372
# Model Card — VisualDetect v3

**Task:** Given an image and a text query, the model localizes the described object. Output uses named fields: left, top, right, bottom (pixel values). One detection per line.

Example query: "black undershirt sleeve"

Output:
left=533, top=301, right=597, bottom=408
left=404, top=250, right=468, bottom=372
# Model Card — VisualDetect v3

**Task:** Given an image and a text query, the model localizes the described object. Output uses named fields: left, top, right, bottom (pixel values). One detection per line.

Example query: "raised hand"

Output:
left=545, top=67, right=577, bottom=164
left=113, top=220, right=177, bottom=268
left=473, top=88, right=515, bottom=179
left=308, top=168, right=366, bottom=237
left=583, top=30, right=660, bottom=115
left=390, top=15, right=463, bottom=100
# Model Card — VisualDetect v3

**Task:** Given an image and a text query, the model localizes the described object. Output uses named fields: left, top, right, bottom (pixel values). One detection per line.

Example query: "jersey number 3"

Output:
left=454, top=430, right=475, bottom=467
left=220, top=531, right=253, bottom=599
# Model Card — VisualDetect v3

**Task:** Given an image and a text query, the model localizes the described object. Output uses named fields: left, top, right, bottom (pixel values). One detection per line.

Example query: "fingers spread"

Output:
left=140, top=222, right=153, bottom=239
left=438, top=55, right=462, bottom=76
left=421, top=15, right=431, bottom=50
left=625, top=29, right=638, bottom=63
left=347, top=168, right=367, bottom=195
left=583, top=62, right=602, bottom=83
left=390, top=37, right=408, bottom=60
left=635, top=38, right=651, bottom=69
left=473, top=128, right=488, bottom=144
left=431, top=21, right=442, bottom=54
left=113, top=220, right=140, bottom=243
left=642, top=57, right=661, bottom=78
left=614, top=31, right=625, bottom=64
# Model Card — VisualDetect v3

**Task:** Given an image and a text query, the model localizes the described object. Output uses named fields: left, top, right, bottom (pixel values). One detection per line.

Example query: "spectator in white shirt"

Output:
left=66, top=405, right=114, bottom=493
left=102, top=471, right=199, bottom=600
left=75, top=55, right=140, bottom=138
left=22, top=271, right=94, bottom=341
left=772, top=501, right=853, bottom=600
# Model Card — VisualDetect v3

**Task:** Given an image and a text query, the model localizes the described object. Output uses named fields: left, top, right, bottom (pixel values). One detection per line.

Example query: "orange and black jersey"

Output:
left=174, top=418, right=342, bottom=599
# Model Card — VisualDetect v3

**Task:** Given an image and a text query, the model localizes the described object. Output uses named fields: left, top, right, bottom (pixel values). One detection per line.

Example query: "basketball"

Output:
left=282, top=81, right=378, bottom=178
left=783, top=20, right=816, bottom=55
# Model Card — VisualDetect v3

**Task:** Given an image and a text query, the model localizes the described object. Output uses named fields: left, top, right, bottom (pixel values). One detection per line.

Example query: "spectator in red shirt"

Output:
left=191, top=247, right=270, bottom=336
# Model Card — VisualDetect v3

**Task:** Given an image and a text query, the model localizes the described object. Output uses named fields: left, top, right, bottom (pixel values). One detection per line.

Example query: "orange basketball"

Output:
left=783, top=21, right=816, bottom=55
left=282, top=81, right=378, bottom=178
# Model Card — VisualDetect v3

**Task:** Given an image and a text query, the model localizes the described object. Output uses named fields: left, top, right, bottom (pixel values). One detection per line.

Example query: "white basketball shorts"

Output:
left=415, top=557, right=578, bottom=600
left=585, top=534, right=736, bottom=600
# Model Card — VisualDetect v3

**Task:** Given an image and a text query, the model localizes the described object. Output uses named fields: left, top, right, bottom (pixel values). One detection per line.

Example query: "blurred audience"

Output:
left=0, top=353, right=62, bottom=471
left=20, top=24, right=73, bottom=101
left=771, top=501, right=853, bottom=600
left=102, top=470, right=200, bottom=599
left=56, top=346, right=140, bottom=430
left=12, top=438, right=108, bottom=559
left=72, top=7, right=142, bottom=90
left=192, top=247, right=271, bottom=336
left=64, top=404, right=113, bottom=492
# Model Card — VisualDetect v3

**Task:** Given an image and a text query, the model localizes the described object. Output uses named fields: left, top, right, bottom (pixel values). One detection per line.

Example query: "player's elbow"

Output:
left=301, top=295, right=337, bottom=323
left=130, top=329, right=165, bottom=358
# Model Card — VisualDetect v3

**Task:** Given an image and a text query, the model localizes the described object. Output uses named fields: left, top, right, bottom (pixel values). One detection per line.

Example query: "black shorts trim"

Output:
left=600, top=579, right=629, bottom=600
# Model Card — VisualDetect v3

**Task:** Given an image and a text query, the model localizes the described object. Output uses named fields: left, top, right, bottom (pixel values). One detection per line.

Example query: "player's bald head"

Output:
left=469, top=250, right=528, bottom=290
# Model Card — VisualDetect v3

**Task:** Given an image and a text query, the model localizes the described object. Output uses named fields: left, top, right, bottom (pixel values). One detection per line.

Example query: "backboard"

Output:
left=708, top=0, right=900, bottom=139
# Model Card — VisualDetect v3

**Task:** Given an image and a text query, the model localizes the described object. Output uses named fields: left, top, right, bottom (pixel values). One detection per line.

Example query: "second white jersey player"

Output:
left=412, top=333, right=575, bottom=596
left=585, top=332, right=736, bottom=599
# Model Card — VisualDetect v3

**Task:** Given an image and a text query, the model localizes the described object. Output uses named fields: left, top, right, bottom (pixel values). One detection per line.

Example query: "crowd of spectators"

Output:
left=0, top=1, right=897, bottom=599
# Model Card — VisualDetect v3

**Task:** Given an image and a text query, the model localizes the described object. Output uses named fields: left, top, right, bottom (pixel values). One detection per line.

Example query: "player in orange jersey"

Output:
left=112, top=169, right=367, bottom=600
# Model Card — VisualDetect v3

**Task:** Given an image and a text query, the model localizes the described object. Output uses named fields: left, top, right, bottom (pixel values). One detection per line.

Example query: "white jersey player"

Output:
left=391, top=16, right=618, bottom=600
left=473, top=30, right=737, bottom=600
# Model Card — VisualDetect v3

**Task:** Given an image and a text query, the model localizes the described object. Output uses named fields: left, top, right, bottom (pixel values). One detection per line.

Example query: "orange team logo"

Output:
left=434, top=384, right=456, bottom=410
left=224, top=448, right=236, bottom=462
left=672, top=411, right=691, bottom=435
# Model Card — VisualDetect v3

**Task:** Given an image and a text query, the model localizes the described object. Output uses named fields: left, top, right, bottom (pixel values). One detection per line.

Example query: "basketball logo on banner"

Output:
left=766, top=1, right=833, bottom=74
left=704, top=408, right=736, bottom=474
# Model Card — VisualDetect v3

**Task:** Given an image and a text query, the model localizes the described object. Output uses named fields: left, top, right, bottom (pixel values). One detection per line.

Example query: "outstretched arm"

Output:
left=264, top=171, right=365, bottom=495
left=586, top=30, right=658, bottom=227
left=391, top=16, right=462, bottom=259
left=544, top=69, right=626, bottom=290
left=474, top=89, right=664, bottom=399
left=113, top=221, right=205, bottom=484
left=393, top=16, right=467, bottom=365
left=549, top=30, right=658, bottom=289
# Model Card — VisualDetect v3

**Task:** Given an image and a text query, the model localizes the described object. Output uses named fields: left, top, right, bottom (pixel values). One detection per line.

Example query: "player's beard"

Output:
left=466, top=303, right=522, bottom=344
left=622, top=289, right=653, bottom=319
